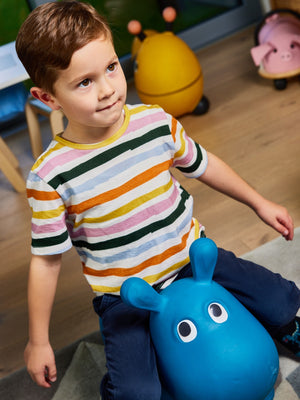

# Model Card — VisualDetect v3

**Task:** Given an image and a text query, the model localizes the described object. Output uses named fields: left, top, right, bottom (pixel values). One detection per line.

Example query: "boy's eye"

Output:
left=79, top=79, right=91, bottom=88
left=107, top=63, right=117, bottom=72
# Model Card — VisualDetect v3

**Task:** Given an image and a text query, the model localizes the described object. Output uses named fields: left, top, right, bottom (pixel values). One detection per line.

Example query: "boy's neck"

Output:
left=61, top=109, right=125, bottom=145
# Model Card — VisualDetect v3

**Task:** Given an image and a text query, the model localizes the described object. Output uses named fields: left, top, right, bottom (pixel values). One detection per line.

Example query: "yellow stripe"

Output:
left=32, top=142, right=64, bottom=170
left=174, top=127, right=186, bottom=159
left=194, top=218, right=200, bottom=239
left=73, top=177, right=173, bottom=228
left=91, top=284, right=122, bottom=293
left=31, top=204, right=65, bottom=219
left=143, top=257, right=189, bottom=285
left=129, top=104, right=161, bottom=116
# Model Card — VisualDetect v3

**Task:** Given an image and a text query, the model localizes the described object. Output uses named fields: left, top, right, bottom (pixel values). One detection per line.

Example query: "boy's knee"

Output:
left=259, top=281, right=300, bottom=328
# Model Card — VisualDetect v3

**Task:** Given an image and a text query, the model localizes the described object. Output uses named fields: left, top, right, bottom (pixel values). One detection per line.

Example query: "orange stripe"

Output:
left=27, top=188, right=60, bottom=201
left=68, top=159, right=172, bottom=215
left=82, top=227, right=192, bottom=278
left=144, top=257, right=189, bottom=285
left=171, top=117, right=177, bottom=141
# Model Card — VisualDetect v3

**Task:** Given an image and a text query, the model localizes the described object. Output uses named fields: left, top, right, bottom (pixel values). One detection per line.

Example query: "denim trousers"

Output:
left=93, top=247, right=300, bottom=400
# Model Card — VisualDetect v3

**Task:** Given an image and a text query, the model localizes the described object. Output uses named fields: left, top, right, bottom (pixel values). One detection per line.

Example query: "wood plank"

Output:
left=0, top=137, right=26, bottom=192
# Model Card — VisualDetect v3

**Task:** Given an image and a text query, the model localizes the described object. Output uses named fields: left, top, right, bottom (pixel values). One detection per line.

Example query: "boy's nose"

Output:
left=98, top=80, right=115, bottom=100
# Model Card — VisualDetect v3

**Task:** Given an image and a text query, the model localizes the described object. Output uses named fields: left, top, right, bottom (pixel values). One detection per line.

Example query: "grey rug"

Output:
left=1, top=229, right=299, bottom=400
left=242, top=228, right=300, bottom=400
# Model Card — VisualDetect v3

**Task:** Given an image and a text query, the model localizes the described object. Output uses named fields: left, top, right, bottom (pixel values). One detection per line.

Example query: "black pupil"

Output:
left=179, top=321, right=191, bottom=337
left=210, top=304, right=222, bottom=317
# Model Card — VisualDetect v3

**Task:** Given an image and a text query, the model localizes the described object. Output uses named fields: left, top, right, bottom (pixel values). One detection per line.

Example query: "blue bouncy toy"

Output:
left=121, top=238, right=279, bottom=400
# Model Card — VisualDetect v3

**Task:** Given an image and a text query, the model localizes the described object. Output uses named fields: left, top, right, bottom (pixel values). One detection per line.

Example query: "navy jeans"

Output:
left=93, top=247, right=300, bottom=400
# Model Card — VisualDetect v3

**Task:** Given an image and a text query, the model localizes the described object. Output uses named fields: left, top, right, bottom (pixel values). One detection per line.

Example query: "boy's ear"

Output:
left=30, top=87, right=61, bottom=111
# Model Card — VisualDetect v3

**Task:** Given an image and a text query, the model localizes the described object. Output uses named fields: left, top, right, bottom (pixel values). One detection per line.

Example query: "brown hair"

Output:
left=16, top=1, right=112, bottom=94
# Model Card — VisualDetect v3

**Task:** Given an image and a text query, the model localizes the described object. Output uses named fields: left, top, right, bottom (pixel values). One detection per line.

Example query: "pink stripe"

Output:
left=31, top=219, right=66, bottom=234
left=38, top=148, right=94, bottom=178
left=71, top=184, right=179, bottom=239
left=126, top=109, right=166, bottom=135
left=173, top=134, right=195, bottom=168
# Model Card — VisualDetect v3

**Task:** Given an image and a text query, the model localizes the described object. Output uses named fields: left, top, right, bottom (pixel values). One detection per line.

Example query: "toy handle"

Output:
left=189, top=238, right=218, bottom=283
left=254, top=8, right=300, bottom=45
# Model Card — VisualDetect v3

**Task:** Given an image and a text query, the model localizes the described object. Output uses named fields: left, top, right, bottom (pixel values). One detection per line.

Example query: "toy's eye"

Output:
left=273, top=48, right=277, bottom=53
left=177, top=319, right=197, bottom=343
left=290, top=43, right=295, bottom=49
left=208, top=303, right=228, bottom=324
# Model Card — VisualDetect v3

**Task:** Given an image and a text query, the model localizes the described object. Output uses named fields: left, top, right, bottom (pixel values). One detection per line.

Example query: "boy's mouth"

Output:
left=97, top=100, right=118, bottom=112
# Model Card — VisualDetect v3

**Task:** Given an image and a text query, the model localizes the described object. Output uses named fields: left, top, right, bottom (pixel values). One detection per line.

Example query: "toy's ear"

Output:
left=291, top=34, right=300, bottom=45
left=121, top=277, right=165, bottom=312
left=250, top=43, right=273, bottom=66
left=189, top=238, right=218, bottom=283
left=265, top=13, right=279, bottom=24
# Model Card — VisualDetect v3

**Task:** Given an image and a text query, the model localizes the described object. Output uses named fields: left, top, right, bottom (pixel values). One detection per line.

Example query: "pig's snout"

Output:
left=280, top=51, right=292, bottom=62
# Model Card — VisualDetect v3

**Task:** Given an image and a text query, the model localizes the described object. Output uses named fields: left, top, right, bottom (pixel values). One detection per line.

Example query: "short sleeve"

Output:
left=27, top=171, right=73, bottom=255
left=168, top=115, right=208, bottom=178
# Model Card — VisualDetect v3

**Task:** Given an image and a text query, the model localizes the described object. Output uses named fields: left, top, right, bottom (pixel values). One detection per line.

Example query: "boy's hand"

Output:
left=24, top=341, right=57, bottom=388
left=254, top=198, right=294, bottom=241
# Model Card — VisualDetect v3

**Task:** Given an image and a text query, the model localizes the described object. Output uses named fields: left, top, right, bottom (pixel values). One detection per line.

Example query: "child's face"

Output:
left=50, top=36, right=127, bottom=142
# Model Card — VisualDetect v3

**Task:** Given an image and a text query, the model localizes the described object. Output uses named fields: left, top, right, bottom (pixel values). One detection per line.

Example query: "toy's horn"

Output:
left=128, top=20, right=146, bottom=41
left=162, top=7, right=177, bottom=31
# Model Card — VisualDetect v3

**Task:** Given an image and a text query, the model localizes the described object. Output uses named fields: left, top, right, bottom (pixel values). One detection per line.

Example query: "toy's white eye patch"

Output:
left=208, top=303, right=228, bottom=324
left=177, top=319, right=197, bottom=342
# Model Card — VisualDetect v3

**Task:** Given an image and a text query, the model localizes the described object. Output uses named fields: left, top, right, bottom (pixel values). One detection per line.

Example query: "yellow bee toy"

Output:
left=128, top=7, right=209, bottom=117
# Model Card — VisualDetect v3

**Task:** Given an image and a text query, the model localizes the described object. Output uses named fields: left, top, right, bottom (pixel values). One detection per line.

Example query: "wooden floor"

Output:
left=1, top=26, right=300, bottom=378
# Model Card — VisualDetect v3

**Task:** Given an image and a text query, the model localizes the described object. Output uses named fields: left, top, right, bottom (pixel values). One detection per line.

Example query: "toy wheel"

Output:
left=193, top=95, right=210, bottom=115
left=274, top=79, right=287, bottom=90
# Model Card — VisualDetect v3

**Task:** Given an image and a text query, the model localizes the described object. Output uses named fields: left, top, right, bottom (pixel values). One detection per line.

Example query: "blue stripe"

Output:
left=28, top=171, right=43, bottom=183
left=59, top=140, right=174, bottom=201
left=78, top=198, right=193, bottom=265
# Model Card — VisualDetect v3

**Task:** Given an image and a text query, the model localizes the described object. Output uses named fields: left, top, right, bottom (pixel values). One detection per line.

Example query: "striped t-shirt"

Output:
left=27, top=104, right=208, bottom=295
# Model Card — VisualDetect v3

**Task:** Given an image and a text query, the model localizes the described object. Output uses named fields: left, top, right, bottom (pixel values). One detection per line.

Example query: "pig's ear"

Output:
left=291, top=34, right=300, bottom=46
left=251, top=42, right=273, bottom=66
left=265, top=13, right=279, bottom=24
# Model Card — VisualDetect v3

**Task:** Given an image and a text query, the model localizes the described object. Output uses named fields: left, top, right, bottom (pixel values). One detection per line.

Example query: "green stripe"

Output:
left=72, top=190, right=190, bottom=251
left=177, top=143, right=203, bottom=174
left=49, top=126, right=170, bottom=189
left=32, top=231, right=69, bottom=248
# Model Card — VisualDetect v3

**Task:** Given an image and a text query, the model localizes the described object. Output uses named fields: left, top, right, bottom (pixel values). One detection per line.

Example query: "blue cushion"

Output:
left=0, top=83, right=29, bottom=123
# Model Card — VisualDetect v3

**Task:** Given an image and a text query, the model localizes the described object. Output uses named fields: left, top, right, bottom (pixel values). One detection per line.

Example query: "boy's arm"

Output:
left=24, top=253, right=62, bottom=388
left=197, top=151, right=294, bottom=240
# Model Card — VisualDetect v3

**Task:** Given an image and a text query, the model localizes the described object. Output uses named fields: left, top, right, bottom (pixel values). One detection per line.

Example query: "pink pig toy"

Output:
left=251, top=9, right=300, bottom=89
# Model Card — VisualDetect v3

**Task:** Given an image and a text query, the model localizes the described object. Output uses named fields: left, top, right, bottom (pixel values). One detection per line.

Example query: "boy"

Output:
left=16, top=1, right=299, bottom=398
